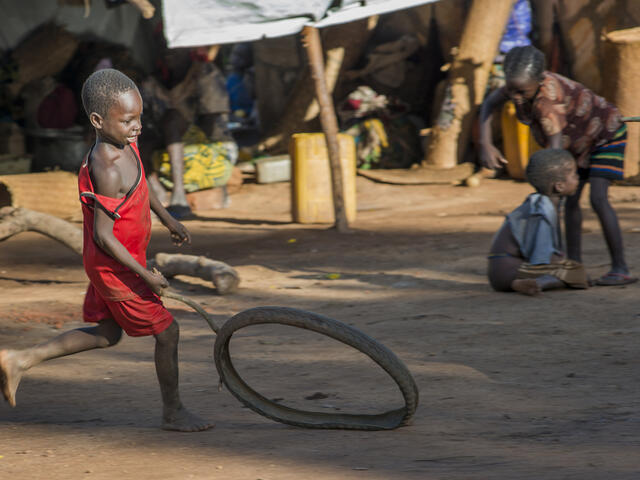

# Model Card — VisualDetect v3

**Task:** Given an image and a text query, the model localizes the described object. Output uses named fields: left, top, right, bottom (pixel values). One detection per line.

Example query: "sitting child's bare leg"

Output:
left=0, top=319, right=122, bottom=407
left=511, top=278, right=541, bottom=296
left=511, top=274, right=565, bottom=296
left=154, top=321, right=214, bottom=432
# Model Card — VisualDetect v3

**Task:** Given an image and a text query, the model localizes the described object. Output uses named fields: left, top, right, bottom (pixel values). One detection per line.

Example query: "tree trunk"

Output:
left=301, top=26, right=350, bottom=233
left=259, top=18, right=378, bottom=153
left=424, top=0, right=515, bottom=168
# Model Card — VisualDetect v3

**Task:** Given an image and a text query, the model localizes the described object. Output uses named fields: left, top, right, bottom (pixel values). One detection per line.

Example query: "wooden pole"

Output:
left=301, top=26, right=350, bottom=233
left=258, top=18, right=378, bottom=153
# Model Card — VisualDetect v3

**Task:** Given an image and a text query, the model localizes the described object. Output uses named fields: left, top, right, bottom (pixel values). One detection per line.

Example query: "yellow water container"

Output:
left=501, top=101, right=542, bottom=180
left=290, top=133, right=357, bottom=224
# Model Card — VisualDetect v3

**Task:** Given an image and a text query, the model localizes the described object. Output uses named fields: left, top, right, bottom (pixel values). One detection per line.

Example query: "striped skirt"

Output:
left=588, top=124, right=627, bottom=180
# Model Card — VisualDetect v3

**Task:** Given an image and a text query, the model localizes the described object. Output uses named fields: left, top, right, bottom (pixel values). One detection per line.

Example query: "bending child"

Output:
left=0, top=69, right=213, bottom=432
left=480, top=45, right=636, bottom=286
left=489, top=148, right=588, bottom=295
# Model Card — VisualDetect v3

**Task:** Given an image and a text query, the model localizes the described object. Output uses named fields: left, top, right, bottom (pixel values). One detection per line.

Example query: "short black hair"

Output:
left=526, top=148, right=574, bottom=195
left=81, top=68, right=138, bottom=118
left=504, top=45, right=546, bottom=82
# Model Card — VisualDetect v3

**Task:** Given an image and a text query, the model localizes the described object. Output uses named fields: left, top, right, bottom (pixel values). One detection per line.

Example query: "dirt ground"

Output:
left=1, top=175, right=640, bottom=480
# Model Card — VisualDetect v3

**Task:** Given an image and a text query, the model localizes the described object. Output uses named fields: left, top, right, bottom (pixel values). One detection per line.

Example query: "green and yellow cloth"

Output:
left=152, top=125, right=233, bottom=193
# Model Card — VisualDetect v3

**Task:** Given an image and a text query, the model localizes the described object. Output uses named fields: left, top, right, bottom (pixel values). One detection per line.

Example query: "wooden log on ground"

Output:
left=150, top=253, right=240, bottom=295
left=0, top=207, right=240, bottom=295
left=0, top=206, right=82, bottom=254
left=357, top=163, right=474, bottom=185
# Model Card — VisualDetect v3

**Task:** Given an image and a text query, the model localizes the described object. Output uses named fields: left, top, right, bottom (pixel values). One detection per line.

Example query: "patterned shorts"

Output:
left=580, top=124, right=627, bottom=181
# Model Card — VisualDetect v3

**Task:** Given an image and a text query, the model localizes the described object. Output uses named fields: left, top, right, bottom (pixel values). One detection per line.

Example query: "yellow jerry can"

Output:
left=501, top=101, right=542, bottom=180
left=289, top=133, right=357, bottom=224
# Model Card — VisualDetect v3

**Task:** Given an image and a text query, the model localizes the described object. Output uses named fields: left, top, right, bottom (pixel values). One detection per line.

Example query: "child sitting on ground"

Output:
left=488, top=148, right=588, bottom=295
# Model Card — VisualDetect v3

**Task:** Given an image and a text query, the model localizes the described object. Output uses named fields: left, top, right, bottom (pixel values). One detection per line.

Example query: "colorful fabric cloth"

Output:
left=344, top=118, right=389, bottom=170
left=586, top=124, right=627, bottom=180
left=516, top=259, right=589, bottom=289
left=152, top=125, right=234, bottom=192
left=499, top=0, right=532, bottom=54
left=343, top=117, right=421, bottom=170
left=78, top=142, right=173, bottom=336
left=505, top=193, right=562, bottom=265
left=513, top=72, right=623, bottom=169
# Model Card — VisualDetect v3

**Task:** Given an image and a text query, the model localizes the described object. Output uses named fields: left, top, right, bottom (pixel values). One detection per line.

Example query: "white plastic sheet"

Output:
left=162, top=0, right=439, bottom=48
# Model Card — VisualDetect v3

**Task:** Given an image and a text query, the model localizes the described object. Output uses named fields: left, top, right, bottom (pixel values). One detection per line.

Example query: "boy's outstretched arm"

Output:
left=147, top=179, right=191, bottom=246
left=92, top=163, right=169, bottom=295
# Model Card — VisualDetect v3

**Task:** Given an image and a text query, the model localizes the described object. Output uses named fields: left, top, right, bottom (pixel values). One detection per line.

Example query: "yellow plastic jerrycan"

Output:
left=289, top=133, right=357, bottom=224
left=501, top=101, right=542, bottom=180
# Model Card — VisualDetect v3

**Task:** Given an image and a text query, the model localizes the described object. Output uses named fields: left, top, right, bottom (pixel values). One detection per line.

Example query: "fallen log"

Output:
left=0, top=207, right=239, bottom=295
left=149, top=253, right=240, bottom=295
left=0, top=206, right=82, bottom=254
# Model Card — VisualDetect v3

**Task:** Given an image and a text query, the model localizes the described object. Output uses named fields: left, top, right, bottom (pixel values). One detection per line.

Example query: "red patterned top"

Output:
left=514, top=72, right=622, bottom=168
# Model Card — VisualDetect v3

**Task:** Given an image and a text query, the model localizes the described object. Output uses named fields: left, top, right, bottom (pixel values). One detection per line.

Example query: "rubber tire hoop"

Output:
left=214, top=306, right=419, bottom=430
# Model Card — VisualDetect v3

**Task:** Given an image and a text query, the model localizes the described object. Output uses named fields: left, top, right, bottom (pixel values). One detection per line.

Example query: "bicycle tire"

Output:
left=213, top=306, right=419, bottom=430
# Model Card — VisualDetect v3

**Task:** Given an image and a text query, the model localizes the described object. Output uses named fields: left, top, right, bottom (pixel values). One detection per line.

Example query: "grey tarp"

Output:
left=162, top=0, right=439, bottom=48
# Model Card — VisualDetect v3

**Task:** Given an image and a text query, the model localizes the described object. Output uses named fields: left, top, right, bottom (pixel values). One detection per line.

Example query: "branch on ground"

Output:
left=0, top=207, right=240, bottom=295
left=149, top=253, right=240, bottom=295
left=0, top=206, right=82, bottom=255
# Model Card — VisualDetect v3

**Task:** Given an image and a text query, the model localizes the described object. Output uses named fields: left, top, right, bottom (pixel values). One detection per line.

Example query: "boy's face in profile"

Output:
left=555, top=163, right=579, bottom=197
left=93, top=89, right=143, bottom=147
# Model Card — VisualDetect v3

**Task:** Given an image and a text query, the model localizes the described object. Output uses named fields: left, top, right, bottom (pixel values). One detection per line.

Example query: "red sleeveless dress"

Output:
left=78, top=143, right=173, bottom=336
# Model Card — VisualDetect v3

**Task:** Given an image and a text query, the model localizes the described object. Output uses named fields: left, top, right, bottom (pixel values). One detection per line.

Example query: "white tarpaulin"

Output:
left=162, top=0, right=439, bottom=48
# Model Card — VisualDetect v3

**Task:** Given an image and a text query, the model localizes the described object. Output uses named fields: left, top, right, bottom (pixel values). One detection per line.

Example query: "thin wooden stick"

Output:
left=161, top=289, right=220, bottom=333
left=301, top=26, right=351, bottom=233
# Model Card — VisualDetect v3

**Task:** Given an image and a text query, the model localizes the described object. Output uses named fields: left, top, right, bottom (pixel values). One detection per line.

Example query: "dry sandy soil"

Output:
left=1, top=175, right=640, bottom=479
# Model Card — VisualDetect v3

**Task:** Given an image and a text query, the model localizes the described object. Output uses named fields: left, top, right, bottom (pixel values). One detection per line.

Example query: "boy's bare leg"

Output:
left=0, top=319, right=122, bottom=407
left=154, top=321, right=214, bottom=432
left=511, top=275, right=566, bottom=296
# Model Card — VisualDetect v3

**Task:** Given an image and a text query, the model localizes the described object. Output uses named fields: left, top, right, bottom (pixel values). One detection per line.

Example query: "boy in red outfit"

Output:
left=0, top=69, right=213, bottom=432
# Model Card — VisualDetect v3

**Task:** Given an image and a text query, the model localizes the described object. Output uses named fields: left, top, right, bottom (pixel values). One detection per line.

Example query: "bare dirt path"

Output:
left=1, top=177, right=640, bottom=479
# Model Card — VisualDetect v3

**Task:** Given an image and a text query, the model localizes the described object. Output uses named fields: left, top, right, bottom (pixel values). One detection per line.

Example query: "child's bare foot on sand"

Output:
left=511, top=278, right=542, bottom=296
left=162, top=406, right=214, bottom=432
left=0, top=350, right=25, bottom=407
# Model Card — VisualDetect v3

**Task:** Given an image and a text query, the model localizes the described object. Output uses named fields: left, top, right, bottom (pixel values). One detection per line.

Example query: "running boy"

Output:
left=488, top=148, right=588, bottom=295
left=480, top=45, right=635, bottom=286
left=0, top=69, right=213, bottom=432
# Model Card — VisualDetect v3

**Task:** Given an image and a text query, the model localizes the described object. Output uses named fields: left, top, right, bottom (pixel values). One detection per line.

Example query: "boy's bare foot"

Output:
left=511, top=278, right=542, bottom=296
left=0, top=350, right=24, bottom=407
left=162, top=406, right=214, bottom=432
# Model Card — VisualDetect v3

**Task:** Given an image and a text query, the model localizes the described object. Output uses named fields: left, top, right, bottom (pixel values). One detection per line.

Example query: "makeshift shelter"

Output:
left=161, top=0, right=440, bottom=231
